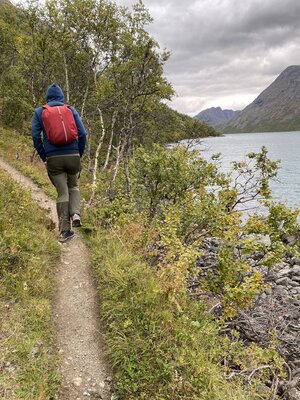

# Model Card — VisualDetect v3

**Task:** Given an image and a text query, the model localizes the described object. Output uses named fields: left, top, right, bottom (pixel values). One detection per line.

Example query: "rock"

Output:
left=288, top=281, right=300, bottom=288
left=73, top=377, right=82, bottom=387
left=292, top=266, right=300, bottom=275
left=86, top=388, right=102, bottom=398
left=291, top=258, right=300, bottom=266
left=276, top=267, right=291, bottom=279
left=276, top=277, right=289, bottom=286
left=31, top=341, right=42, bottom=358
left=99, top=381, right=106, bottom=389
left=285, top=388, right=300, bottom=400
left=284, top=236, right=298, bottom=246
left=284, top=378, right=300, bottom=400
left=252, top=251, right=265, bottom=261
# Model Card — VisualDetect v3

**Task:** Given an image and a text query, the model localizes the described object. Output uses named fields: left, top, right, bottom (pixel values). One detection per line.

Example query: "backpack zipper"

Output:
left=57, top=106, right=68, bottom=143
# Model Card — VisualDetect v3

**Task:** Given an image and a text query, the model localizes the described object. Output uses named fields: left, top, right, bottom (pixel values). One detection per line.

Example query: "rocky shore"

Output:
left=190, top=236, right=300, bottom=400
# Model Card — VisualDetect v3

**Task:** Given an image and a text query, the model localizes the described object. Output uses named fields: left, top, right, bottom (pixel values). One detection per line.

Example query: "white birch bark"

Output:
left=88, top=106, right=106, bottom=205
left=107, top=133, right=127, bottom=198
left=102, top=110, right=117, bottom=171
left=63, top=51, right=70, bottom=103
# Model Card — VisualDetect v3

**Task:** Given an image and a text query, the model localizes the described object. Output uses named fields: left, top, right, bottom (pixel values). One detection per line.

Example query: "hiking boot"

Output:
left=72, top=213, right=82, bottom=227
left=59, top=230, right=75, bottom=243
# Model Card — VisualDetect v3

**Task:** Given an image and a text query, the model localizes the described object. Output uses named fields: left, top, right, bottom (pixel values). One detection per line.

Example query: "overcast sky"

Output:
left=116, top=0, right=300, bottom=116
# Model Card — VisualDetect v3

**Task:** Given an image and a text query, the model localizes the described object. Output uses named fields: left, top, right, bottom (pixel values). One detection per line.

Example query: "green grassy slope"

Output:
left=0, top=168, right=61, bottom=399
left=86, top=228, right=251, bottom=400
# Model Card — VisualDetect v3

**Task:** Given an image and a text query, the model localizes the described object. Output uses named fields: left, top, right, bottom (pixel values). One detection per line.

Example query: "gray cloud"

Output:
left=116, top=0, right=300, bottom=115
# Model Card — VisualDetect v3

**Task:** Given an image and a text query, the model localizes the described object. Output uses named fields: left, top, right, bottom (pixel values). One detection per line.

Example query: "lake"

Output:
left=190, top=131, right=300, bottom=209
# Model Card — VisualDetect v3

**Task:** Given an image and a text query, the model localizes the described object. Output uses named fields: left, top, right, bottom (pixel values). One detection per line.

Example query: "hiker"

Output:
left=31, top=83, right=86, bottom=243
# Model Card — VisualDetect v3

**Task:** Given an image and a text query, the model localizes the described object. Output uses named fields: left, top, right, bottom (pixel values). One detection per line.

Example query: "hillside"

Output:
left=2, top=0, right=300, bottom=399
left=222, top=65, right=300, bottom=133
left=194, top=106, right=240, bottom=127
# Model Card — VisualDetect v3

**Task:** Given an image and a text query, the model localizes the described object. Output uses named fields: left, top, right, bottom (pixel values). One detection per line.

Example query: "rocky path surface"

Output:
left=0, top=158, right=113, bottom=400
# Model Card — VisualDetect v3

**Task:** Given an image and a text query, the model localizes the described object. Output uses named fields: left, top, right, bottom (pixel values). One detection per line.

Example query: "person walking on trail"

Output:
left=31, top=83, right=86, bottom=243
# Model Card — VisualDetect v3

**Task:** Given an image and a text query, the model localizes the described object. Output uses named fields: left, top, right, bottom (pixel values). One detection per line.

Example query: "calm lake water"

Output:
left=191, top=131, right=300, bottom=209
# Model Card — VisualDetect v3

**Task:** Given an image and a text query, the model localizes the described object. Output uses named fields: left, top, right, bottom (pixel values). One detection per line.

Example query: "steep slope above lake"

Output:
left=222, top=65, right=300, bottom=133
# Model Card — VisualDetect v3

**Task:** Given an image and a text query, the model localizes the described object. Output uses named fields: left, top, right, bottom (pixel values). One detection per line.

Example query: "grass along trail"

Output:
left=0, top=157, right=113, bottom=400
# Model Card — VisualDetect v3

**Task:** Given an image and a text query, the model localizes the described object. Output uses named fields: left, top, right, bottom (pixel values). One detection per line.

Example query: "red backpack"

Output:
left=42, top=104, right=78, bottom=146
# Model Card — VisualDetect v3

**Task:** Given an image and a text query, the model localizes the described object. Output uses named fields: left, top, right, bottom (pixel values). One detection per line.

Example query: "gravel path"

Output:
left=0, top=158, right=113, bottom=400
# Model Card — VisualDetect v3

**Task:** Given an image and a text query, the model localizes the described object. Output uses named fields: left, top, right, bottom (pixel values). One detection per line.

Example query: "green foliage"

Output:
left=130, top=144, right=223, bottom=218
left=87, top=224, right=286, bottom=399
left=0, top=0, right=216, bottom=153
left=88, top=229, right=254, bottom=399
left=0, top=169, right=61, bottom=399
left=0, top=3, right=33, bottom=127
left=102, top=144, right=299, bottom=319
left=83, top=142, right=292, bottom=398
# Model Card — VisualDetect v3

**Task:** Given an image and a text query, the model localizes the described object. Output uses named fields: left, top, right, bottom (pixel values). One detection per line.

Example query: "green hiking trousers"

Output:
left=46, top=154, right=81, bottom=233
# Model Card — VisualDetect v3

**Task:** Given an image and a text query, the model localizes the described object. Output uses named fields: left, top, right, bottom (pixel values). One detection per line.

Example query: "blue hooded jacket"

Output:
left=31, top=84, right=86, bottom=162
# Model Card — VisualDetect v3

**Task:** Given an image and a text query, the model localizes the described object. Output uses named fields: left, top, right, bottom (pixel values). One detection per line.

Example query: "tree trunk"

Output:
left=81, top=85, right=89, bottom=117
left=103, top=110, right=117, bottom=171
left=107, top=132, right=127, bottom=199
left=63, top=51, right=70, bottom=103
left=31, top=74, right=37, bottom=107
left=123, top=133, right=132, bottom=195
left=85, top=119, right=93, bottom=172
left=88, top=106, right=107, bottom=205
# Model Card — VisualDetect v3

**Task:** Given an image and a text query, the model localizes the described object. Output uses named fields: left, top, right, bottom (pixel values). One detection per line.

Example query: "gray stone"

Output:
left=274, top=286, right=289, bottom=296
left=73, top=377, right=82, bottom=387
left=276, top=277, right=289, bottom=286
left=252, top=251, right=265, bottom=261
left=291, top=289, right=300, bottom=295
left=285, top=236, right=298, bottom=246
left=292, top=266, right=300, bottom=275
left=86, top=388, right=102, bottom=399
left=276, top=267, right=291, bottom=279
left=285, top=388, right=300, bottom=400
left=288, top=281, right=300, bottom=288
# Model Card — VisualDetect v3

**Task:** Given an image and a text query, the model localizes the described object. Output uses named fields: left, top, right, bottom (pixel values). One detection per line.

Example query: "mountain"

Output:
left=194, top=107, right=240, bottom=127
left=222, top=65, right=300, bottom=133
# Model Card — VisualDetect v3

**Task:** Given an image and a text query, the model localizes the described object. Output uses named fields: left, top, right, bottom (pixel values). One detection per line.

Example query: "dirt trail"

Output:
left=0, top=158, right=113, bottom=400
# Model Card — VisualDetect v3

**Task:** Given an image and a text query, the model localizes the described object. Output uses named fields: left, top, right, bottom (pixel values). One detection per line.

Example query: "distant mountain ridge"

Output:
left=194, top=107, right=240, bottom=127
left=222, top=65, right=300, bottom=133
